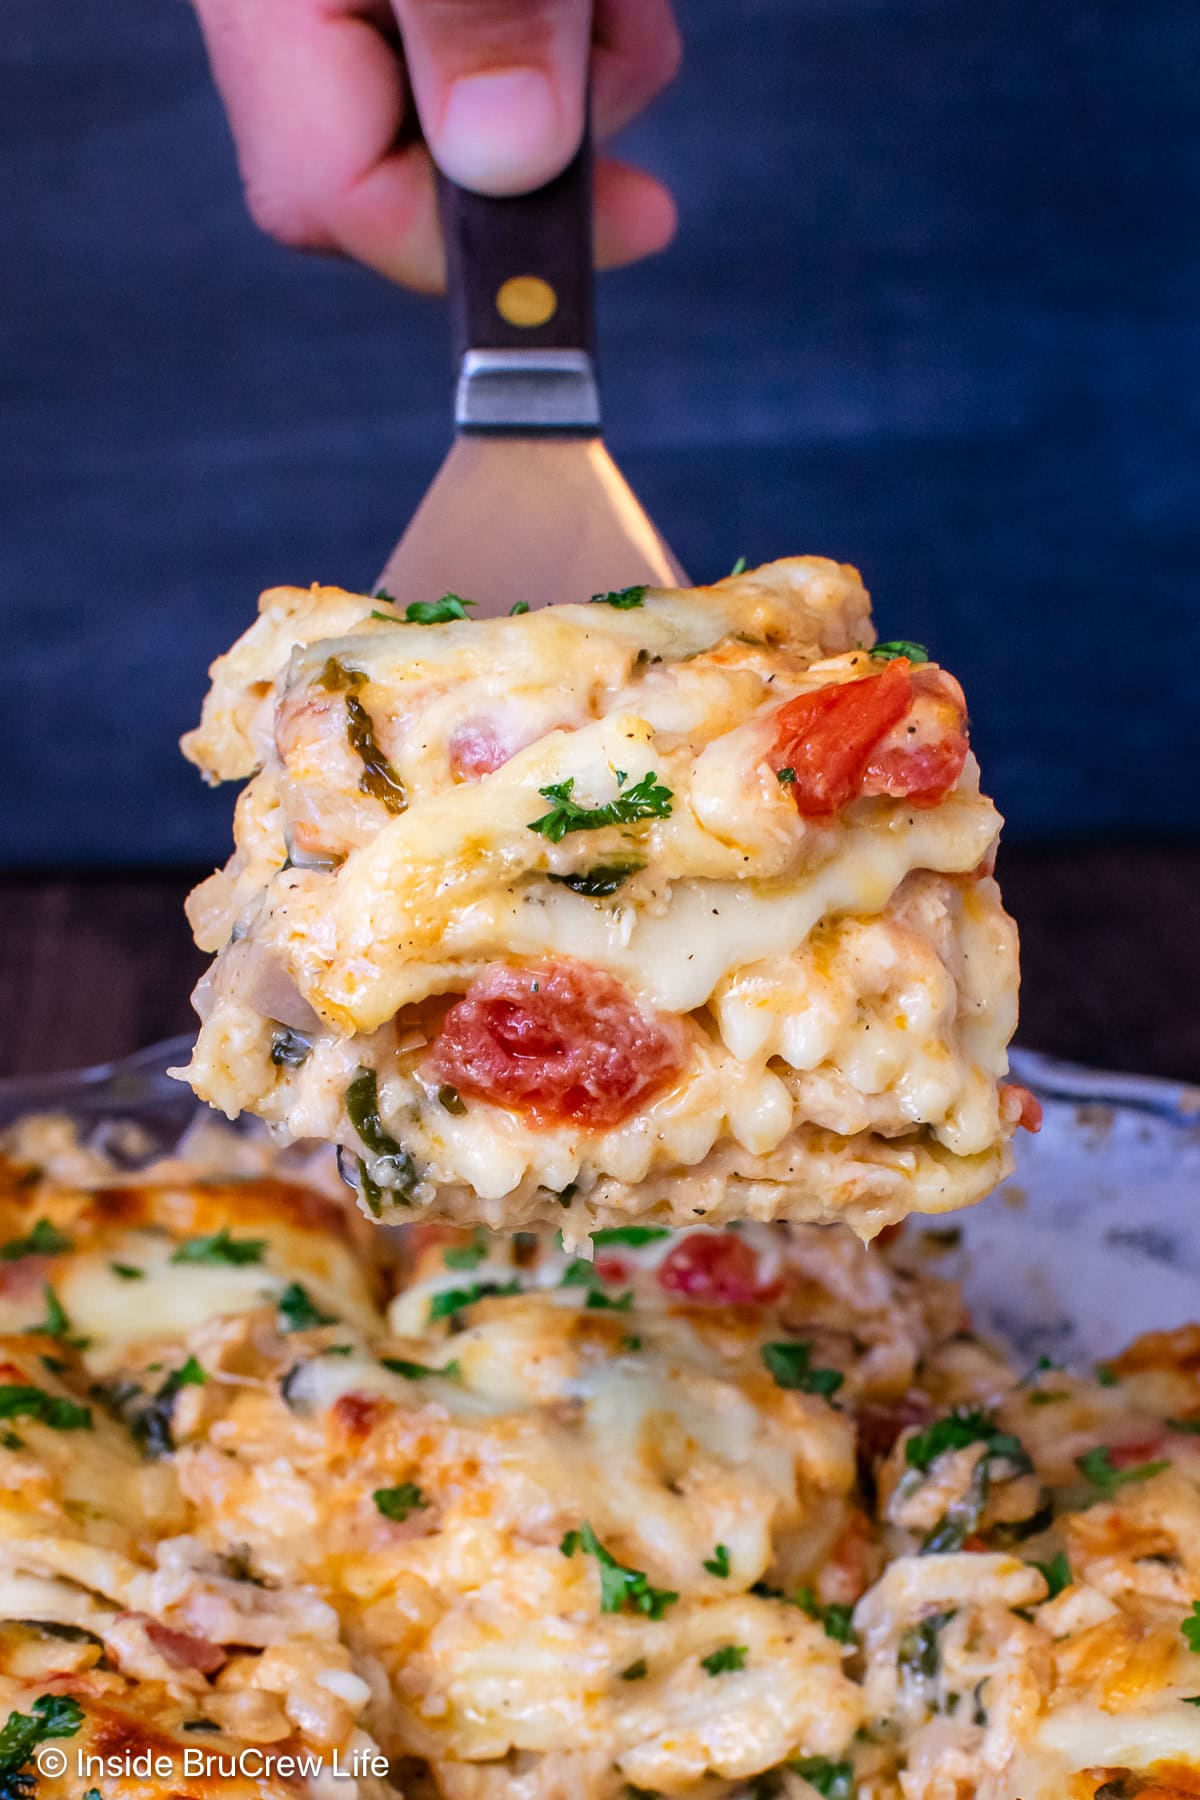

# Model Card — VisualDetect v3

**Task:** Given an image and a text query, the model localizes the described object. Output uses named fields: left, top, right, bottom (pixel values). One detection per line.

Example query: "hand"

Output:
left=192, top=0, right=681, bottom=293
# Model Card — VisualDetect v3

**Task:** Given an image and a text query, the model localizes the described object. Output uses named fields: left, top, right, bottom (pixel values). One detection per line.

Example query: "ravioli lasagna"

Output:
left=177, top=558, right=1033, bottom=1236
left=1, top=1117, right=1199, bottom=1800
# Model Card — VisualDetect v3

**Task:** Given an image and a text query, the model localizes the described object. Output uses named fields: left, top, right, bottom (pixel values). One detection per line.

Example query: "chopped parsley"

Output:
left=1168, top=1416, right=1200, bottom=1434
left=700, top=1644, right=746, bottom=1676
left=795, top=1586, right=857, bottom=1644
left=0, top=1385, right=91, bottom=1432
left=560, top=1522, right=678, bottom=1618
left=437, top=1083, right=466, bottom=1115
left=1017, top=1353, right=1061, bottom=1387
left=546, top=862, right=643, bottom=897
left=144, top=1358, right=206, bottom=1452
left=776, top=766, right=797, bottom=784
left=585, top=1287, right=634, bottom=1312
left=170, top=1355, right=207, bottom=1391
left=373, top=1482, right=428, bottom=1522
left=702, top=1544, right=730, bottom=1578
left=619, top=1658, right=647, bottom=1681
left=344, top=1068, right=418, bottom=1199
left=277, top=1282, right=336, bottom=1333
left=592, top=1226, right=671, bottom=1248
left=904, top=1407, right=1024, bottom=1472
left=0, top=1219, right=72, bottom=1261
left=560, top=1259, right=600, bottom=1288
left=0, top=1695, right=84, bottom=1796
left=110, top=1263, right=144, bottom=1280
left=99, top=1357, right=205, bottom=1460
left=527, top=772, right=673, bottom=843
left=761, top=1342, right=844, bottom=1398
left=905, top=1411, right=1033, bottom=1552
left=1075, top=1445, right=1170, bottom=1494
left=787, top=1757, right=855, bottom=1799
left=171, top=1228, right=266, bottom=1267
left=590, top=585, right=646, bottom=609
left=404, top=593, right=475, bottom=624
left=1095, top=1363, right=1119, bottom=1386
left=1184, top=1602, right=1200, bottom=1653
left=32, top=1285, right=83, bottom=1346
left=729, top=555, right=748, bottom=576
left=870, top=640, right=929, bottom=663
left=1031, top=1551, right=1071, bottom=1598
left=443, top=1231, right=488, bottom=1272
left=427, top=1279, right=520, bottom=1323
left=381, top=1357, right=461, bottom=1382
left=270, top=1027, right=312, bottom=1069
left=509, top=600, right=530, bottom=615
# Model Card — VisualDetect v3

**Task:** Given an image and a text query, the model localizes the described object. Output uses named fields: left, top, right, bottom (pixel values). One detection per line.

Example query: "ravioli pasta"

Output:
left=0, top=1118, right=1198, bottom=1800
left=177, top=558, right=1033, bottom=1236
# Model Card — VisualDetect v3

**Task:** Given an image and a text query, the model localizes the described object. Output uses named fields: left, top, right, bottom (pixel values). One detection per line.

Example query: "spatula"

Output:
left=374, top=133, right=687, bottom=618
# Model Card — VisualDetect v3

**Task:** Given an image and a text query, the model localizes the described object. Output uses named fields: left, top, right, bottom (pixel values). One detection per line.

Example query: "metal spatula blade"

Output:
left=374, top=137, right=686, bottom=617
left=377, top=433, right=685, bottom=615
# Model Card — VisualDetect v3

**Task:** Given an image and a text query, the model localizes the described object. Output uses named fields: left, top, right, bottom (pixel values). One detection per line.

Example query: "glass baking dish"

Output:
left=1, top=1038, right=1196, bottom=1362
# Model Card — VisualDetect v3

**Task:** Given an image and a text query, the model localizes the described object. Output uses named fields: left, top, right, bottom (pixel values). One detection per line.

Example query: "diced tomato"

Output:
left=771, top=660, right=914, bottom=817
left=330, top=1391, right=386, bottom=1445
left=143, top=1620, right=226, bottom=1675
left=861, top=667, right=969, bottom=808
left=1109, top=1429, right=1168, bottom=1470
left=429, top=960, right=686, bottom=1130
left=770, top=658, right=968, bottom=817
left=656, top=1232, right=779, bottom=1304
left=1000, top=1082, right=1043, bottom=1133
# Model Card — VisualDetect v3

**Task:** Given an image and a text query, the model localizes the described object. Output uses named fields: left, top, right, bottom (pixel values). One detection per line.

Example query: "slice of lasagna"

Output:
left=177, top=558, right=1035, bottom=1238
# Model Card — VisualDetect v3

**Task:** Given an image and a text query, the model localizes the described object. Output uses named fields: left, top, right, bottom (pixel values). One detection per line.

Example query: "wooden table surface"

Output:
left=0, top=846, right=1196, bottom=1087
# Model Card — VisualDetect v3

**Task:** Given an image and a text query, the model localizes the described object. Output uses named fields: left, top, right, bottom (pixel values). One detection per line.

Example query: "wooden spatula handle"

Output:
left=437, top=130, right=594, bottom=360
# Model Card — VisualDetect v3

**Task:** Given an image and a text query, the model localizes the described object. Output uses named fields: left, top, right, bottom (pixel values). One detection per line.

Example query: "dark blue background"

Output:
left=2, top=0, right=1197, bottom=867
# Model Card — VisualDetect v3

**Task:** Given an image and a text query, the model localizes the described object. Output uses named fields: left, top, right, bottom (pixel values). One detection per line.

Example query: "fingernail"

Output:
left=438, top=68, right=564, bottom=194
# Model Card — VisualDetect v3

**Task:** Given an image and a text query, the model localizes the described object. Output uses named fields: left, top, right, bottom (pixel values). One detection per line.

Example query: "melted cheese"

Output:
left=0, top=1128, right=1198, bottom=1798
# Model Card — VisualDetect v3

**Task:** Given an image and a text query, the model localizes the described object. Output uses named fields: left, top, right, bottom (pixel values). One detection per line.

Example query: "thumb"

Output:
left=391, top=0, right=591, bottom=196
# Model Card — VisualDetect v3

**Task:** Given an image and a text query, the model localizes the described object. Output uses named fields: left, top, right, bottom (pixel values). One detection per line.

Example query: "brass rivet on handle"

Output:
left=495, top=275, right=557, bottom=328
